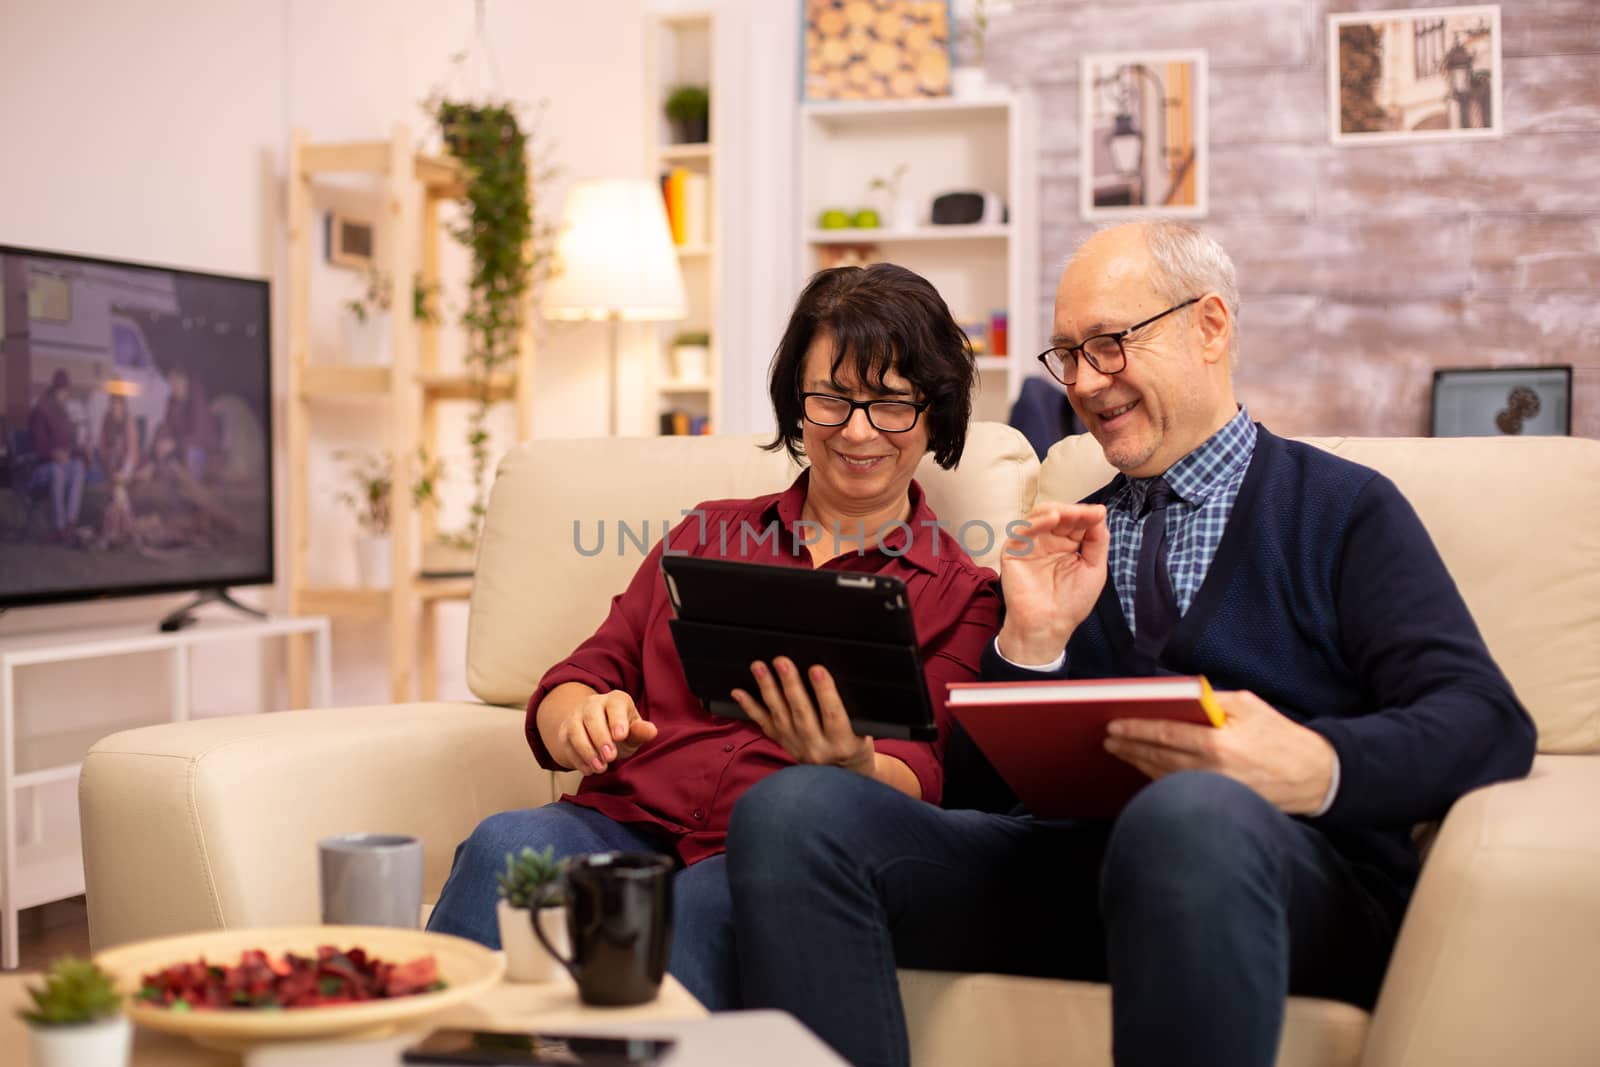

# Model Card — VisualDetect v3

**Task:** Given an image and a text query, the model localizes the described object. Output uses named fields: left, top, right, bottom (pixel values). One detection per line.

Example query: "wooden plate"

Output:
left=95, top=926, right=504, bottom=1050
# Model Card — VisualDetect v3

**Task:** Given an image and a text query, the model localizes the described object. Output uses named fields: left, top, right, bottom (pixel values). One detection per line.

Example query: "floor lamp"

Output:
left=543, top=179, right=687, bottom=435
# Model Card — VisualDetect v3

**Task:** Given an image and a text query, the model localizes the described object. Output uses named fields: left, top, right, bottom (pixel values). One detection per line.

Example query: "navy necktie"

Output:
left=1133, top=477, right=1179, bottom=655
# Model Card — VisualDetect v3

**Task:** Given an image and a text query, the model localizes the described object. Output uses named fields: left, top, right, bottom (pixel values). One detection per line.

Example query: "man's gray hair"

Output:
left=1143, top=220, right=1240, bottom=363
left=1075, top=220, right=1242, bottom=364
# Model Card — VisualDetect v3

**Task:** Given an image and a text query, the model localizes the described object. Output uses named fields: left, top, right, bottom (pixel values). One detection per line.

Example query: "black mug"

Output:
left=534, top=851, right=675, bottom=1006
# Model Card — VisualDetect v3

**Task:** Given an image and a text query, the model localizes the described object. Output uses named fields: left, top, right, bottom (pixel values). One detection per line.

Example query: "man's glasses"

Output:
left=1036, top=297, right=1201, bottom=386
left=801, top=392, right=929, bottom=433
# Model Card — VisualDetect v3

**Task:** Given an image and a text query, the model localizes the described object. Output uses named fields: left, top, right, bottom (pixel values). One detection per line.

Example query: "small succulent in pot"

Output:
left=20, top=957, right=122, bottom=1026
left=21, top=957, right=130, bottom=1067
left=496, top=844, right=565, bottom=910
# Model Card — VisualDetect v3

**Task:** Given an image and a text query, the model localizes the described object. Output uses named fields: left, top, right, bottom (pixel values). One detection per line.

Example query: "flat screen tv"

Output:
left=0, top=244, right=273, bottom=612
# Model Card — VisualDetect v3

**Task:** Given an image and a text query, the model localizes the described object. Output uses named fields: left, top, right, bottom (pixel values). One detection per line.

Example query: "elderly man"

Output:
left=725, top=221, right=1536, bottom=1067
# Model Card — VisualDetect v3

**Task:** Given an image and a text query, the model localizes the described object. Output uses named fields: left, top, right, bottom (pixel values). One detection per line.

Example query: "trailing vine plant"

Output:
left=428, top=98, right=559, bottom=548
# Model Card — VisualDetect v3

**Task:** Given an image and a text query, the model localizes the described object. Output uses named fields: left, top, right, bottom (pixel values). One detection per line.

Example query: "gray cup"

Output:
left=317, top=833, right=424, bottom=928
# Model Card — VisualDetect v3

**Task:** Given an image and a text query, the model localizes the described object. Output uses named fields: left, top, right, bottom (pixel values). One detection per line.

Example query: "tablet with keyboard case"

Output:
left=661, top=555, right=936, bottom=741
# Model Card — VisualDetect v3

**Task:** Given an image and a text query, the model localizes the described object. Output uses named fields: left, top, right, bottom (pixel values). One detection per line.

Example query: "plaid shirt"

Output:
left=1107, top=407, right=1256, bottom=633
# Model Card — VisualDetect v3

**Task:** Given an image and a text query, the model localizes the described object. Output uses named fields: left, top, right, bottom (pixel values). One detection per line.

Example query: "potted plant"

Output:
left=670, top=330, right=711, bottom=384
left=495, top=845, right=570, bottom=983
left=953, top=0, right=990, bottom=98
left=335, top=448, right=393, bottom=587
left=340, top=269, right=439, bottom=364
left=869, top=164, right=915, bottom=231
left=664, top=85, right=710, bottom=144
left=431, top=96, right=557, bottom=555
left=19, top=957, right=130, bottom=1067
left=336, top=448, right=442, bottom=587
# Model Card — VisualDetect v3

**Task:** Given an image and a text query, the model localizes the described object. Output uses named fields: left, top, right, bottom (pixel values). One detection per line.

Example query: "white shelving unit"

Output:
left=799, top=93, right=1040, bottom=424
left=645, top=10, right=720, bottom=436
left=0, top=615, right=332, bottom=969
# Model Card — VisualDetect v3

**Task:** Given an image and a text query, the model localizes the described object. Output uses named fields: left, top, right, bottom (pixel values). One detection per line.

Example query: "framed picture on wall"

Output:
left=1080, top=51, right=1208, bottom=220
left=1329, top=5, right=1502, bottom=145
left=1430, top=366, right=1572, bottom=437
left=803, top=0, right=952, bottom=101
left=324, top=211, right=375, bottom=271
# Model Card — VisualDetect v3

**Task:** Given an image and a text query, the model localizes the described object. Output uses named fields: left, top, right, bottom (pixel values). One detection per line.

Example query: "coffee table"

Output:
left=0, top=971, right=706, bottom=1066
left=246, top=1010, right=849, bottom=1067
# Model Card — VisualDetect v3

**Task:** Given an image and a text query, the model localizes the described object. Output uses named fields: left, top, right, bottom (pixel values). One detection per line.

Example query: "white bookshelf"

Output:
left=799, top=92, right=1040, bottom=424
left=806, top=223, right=1012, bottom=244
left=645, top=10, right=719, bottom=436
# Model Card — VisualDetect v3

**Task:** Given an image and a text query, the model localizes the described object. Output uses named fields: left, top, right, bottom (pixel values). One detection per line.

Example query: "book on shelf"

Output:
left=657, top=410, right=712, bottom=436
left=661, top=167, right=689, bottom=245
left=681, top=172, right=709, bottom=248
left=946, top=675, right=1226, bottom=819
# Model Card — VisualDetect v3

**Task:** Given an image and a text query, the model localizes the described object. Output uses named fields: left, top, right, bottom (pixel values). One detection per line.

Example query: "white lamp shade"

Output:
left=542, top=178, right=687, bottom=322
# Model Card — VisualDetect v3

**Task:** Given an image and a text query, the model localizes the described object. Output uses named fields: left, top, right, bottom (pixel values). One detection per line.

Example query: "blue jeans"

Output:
left=32, top=457, right=85, bottom=530
left=427, top=802, right=739, bottom=1010
left=727, top=766, right=1400, bottom=1067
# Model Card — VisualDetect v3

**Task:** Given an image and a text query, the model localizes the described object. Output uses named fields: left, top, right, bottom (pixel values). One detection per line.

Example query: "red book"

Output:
left=946, top=675, right=1226, bottom=820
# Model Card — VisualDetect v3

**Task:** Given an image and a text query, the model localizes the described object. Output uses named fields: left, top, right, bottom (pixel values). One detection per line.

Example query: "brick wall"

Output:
left=988, top=0, right=1600, bottom=437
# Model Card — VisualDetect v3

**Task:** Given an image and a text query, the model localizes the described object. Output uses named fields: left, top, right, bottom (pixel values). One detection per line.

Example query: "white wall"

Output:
left=0, top=1, right=651, bottom=720
left=710, top=0, right=803, bottom=438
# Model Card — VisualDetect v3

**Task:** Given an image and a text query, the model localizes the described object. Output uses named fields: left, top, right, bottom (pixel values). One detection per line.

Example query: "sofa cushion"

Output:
left=898, top=970, right=1369, bottom=1067
left=468, top=422, right=1039, bottom=709
left=1037, top=433, right=1600, bottom=755
left=80, top=704, right=542, bottom=949
left=911, top=421, right=1039, bottom=573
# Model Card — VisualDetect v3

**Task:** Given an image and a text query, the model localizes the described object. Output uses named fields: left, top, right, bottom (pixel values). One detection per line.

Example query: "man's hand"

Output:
left=1103, top=690, right=1338, bottom=815
left=996, top=502, right=1110, bottom=665
left=731, top=658, right=875, bottom=776
left=549, top=690, right=659, bottom=776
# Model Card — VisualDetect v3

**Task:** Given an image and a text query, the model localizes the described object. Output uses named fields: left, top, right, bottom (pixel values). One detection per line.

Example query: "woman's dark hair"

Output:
left=764, top=263, right=975, bottom=469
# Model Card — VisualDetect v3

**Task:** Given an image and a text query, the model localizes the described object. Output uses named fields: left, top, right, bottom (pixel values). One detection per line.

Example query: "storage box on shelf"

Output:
left=799, top=95, right=1039, bottom=423
left=286, top=125, right=535, bottom=702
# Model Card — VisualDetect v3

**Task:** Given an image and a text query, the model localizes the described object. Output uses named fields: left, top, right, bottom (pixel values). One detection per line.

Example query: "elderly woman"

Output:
left=427, top=263, right=1000, bottom=1010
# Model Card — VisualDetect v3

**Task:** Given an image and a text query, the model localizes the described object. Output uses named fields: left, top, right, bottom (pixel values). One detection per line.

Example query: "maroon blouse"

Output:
left=525, top=471, right=1001, bottom=865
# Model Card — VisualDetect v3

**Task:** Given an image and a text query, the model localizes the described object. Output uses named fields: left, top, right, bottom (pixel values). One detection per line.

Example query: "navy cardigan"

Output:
left=961, top=426, right=1537, bottom=911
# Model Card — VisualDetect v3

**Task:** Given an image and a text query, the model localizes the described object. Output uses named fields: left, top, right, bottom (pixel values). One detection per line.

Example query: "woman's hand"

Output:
left=547, top=688, right=659, bottom=776
left=731, top=658, right=875, bottom=777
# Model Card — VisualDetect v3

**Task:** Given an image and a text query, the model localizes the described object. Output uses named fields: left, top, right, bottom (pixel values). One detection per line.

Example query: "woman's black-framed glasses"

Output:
left=1035, top=297, right=1201, bottom=386
left=801, top=392, right=930, bottom=433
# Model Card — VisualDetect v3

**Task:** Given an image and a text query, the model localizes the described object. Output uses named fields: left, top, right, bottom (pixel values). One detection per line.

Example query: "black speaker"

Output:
left=931, top=191, right=1006, bottom=225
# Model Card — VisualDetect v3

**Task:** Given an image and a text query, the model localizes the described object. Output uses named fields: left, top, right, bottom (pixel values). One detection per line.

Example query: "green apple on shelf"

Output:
left=818, top=209, right=851, bottom=229
left=851, top=208, right=881, bottom=228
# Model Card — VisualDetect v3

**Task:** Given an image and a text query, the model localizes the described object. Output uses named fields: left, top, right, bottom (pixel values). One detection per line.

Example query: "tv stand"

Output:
left=158, top=588, right=269, bottom=632
left=0, top=614, right=331, bottom=968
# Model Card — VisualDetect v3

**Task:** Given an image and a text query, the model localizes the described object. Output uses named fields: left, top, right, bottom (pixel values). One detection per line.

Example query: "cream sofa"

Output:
left=80, top=423, right=1600, bottom=1067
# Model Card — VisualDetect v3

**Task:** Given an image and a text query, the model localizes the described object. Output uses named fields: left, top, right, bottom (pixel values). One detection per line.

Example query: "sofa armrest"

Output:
left=1362, top=754, right=1600, bottom=1067
left=80, top=703, right=553, bottom=951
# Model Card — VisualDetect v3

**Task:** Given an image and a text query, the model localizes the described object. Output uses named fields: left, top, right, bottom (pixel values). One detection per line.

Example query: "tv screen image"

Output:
left=0, top=245, right=273, bottom=609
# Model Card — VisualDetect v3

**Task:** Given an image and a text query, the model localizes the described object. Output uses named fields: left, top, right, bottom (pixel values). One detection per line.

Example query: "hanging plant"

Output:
left=433, top=100, right=528, bottom=547
left=428, top=99, right=558, bottom=549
